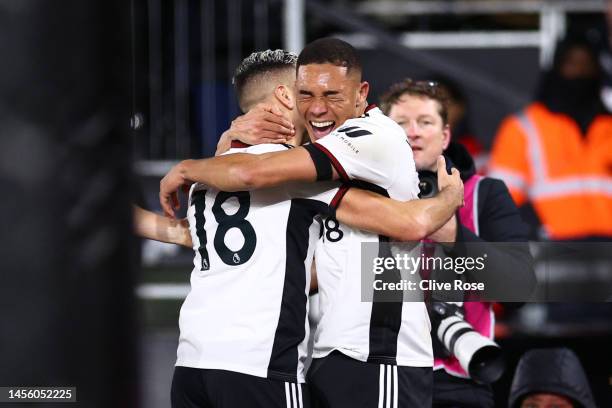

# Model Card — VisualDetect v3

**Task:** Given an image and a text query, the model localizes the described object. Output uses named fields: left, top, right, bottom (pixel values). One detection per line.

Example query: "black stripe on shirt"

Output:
left=368, top=234, right=404, bottom=365
left=361, top=184, right=403, bottom=365
left=267, top=198, right=330, bottom=382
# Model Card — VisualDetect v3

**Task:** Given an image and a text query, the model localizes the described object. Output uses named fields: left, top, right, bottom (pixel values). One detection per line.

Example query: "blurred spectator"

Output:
left=508, top=348, right=597, bottom=408
left=431, top=76, right=488, bottom=173
left=489, top=35, right=612, bottom=240
left=588, top=0, right=612, bottom=110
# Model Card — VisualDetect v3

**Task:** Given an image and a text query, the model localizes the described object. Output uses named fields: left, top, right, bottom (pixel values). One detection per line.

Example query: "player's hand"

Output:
left=225, top=103, right=295, bottom=145
left=436, top=156, right=464, bottom=208
left=160, top=161, right=192, bottom=218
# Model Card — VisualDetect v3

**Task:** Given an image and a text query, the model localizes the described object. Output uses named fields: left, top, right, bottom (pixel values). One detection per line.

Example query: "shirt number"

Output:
left=191, top=190, right=257, bottom=269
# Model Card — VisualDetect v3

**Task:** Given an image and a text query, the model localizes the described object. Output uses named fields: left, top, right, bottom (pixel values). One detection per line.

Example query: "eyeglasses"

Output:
left=419, top=80, right=438, bottom=88
left=411, top=80, right=441, bottom=94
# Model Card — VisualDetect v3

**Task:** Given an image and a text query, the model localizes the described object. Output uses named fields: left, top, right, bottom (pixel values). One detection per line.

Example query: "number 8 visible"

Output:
left=192, top=190, right=258, bottom=269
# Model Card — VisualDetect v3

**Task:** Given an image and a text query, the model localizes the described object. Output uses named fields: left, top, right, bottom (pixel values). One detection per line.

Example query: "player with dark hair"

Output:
left=161, top=39, right=448, bottom=407
left=297, top=37, right=362, bottom=72
left=233, top=49, right=300, bottom=110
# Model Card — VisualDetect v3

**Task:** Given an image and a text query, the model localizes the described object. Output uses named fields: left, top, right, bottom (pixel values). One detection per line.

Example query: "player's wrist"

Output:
left=439, top=185, right=459, bottom=206
left=448, top=185, right=464, bottom=209
left=178, top=159, right=195, bottom=183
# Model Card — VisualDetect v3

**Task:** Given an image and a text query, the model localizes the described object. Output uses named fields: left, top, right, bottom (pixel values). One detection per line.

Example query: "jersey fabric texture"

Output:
left=304, top=105, right=433, bottom=368
left=177, top=143, right=344, bottom=383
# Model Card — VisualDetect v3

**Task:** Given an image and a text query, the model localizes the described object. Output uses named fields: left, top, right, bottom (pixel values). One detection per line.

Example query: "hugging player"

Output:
left=159, top=43, right=463, bottom=408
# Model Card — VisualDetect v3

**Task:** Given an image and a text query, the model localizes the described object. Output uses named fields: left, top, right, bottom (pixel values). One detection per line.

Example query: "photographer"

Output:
left=380, top=79, right=535, bottom=407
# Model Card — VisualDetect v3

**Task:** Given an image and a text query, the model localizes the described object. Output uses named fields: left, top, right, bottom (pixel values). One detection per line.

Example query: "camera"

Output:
left=418, top=170, right=438, bottom=198
left=417, top=156, right=454, bottom=198
left=429, top=302, right=505, bottom=384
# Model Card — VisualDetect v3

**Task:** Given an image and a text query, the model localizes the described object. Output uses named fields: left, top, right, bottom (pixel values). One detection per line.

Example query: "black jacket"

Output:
left=509, top=348, right=597, bottom=408
left=444, top=142, right=536, bottom=301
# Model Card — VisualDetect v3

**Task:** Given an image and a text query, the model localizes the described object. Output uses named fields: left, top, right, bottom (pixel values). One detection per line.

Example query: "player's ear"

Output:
left=356, top=81, right=369, bottom=108
left=274, top=85, right=295, bottom=110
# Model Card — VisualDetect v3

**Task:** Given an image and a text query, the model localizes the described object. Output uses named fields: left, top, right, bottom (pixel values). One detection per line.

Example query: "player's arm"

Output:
left=133, top=205, right=192, bottom=247
left=160, top=147, right=338, bottom=217
left=336, top=157, right=463, bottom=241
left=215, top=104, right=295, bottom=155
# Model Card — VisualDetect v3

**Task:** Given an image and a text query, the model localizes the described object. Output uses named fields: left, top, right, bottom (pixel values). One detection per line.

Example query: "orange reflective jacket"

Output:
left=489, top=103, right=612, bottom=239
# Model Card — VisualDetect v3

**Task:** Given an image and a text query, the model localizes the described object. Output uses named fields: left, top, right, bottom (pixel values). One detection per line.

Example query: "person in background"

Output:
left=431, top=76, right=488, bottom=173
left=587, top=0, right=612, bottom=111
left=508, top=348, right=597, bottom=408
left=489, top=35, right=612, bottom=241
left=380, top=79, right=534, bottom=408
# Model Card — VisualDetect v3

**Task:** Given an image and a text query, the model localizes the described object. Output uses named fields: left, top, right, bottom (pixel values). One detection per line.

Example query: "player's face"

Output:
left=388, top=94, right=450, bottom=172
left=296, top=63, right=369, bottom=141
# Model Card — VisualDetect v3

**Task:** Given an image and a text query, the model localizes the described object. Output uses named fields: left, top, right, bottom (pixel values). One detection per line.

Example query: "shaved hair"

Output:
left=232, top=49, right=297, bottom=112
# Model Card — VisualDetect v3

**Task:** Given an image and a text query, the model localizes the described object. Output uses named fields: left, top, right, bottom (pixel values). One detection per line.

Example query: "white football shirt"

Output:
left=177, top=143, right=344, bottom=382
left=305, top=106, right=433, bottom=367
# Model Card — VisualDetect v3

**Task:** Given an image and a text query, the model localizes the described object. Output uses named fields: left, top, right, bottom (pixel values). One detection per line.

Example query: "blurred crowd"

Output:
left=137, top=4, right=612, bottom=408
left=426, top=30, right=612, bottom=243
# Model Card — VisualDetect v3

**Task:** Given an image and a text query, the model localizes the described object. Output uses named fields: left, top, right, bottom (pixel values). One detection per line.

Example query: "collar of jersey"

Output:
left=231, top=140, right=251, bottom=148
left=231, top=140, right=293, bottom=149
left=365, top=103, right=377, bottom=113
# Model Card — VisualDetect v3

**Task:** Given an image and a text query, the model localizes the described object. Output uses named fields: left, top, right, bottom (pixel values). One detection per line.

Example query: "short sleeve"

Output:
left=306, top=114, right=407, bottom=190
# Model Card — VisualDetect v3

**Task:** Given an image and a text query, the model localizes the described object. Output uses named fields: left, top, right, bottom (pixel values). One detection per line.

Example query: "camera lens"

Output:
left=431, top=302, right=505, bottom=384
left=419, top=180, right=433, bottom=197
left=417, top=171, right=438, bottom=198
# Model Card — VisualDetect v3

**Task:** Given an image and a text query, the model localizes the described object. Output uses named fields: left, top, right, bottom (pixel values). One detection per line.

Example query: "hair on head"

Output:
left=233, top=49, right=298, bottom=99
left=297, top=38, right=362, bottom=76
left=379, top=78, right=450, bottom=124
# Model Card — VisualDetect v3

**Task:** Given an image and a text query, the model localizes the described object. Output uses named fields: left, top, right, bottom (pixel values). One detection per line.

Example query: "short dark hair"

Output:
left=232, top=49, right=297, bottom=101
left=379, top=79, right=449, bottom=124
left=297, top=38, right=362, bottom=76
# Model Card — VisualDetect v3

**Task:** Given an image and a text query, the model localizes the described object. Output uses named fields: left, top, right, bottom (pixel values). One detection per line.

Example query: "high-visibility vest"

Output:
left=489, top=102, right=612, bottom=239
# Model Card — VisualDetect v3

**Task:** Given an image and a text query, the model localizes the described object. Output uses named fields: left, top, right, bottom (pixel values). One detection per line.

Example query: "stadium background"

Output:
left=134, top=2, right=611, bottom=407
left=0, top=1, right=610, bottom=407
